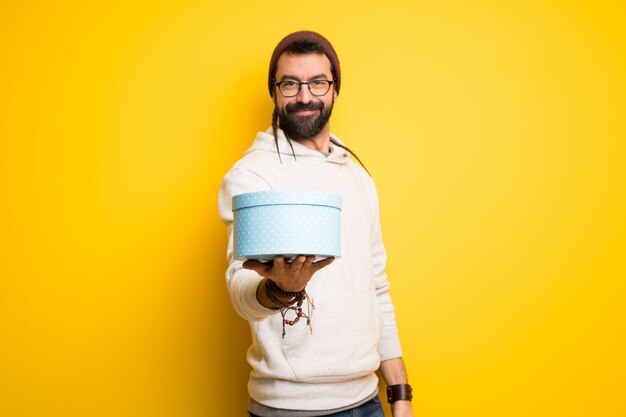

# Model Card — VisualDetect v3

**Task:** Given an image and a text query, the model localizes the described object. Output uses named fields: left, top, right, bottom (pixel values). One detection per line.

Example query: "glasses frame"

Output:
left=274, top=79, right=335, bottom=97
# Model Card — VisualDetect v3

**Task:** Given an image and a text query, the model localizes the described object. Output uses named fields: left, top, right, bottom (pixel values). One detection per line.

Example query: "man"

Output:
left=218, top=31, right=414, bottom=417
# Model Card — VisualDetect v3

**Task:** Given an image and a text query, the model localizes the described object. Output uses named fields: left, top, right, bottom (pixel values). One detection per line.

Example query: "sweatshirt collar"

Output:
left=246, top=127, right=350, bottom=165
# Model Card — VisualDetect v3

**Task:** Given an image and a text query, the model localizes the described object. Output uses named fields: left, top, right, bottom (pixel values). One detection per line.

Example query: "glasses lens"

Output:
left=309, top=80, right=331, bottom=96
left=279, top=81, right=300, bottom=97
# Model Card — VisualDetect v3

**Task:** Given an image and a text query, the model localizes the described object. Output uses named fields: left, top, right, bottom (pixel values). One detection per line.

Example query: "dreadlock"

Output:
left=271, top=106, right=370, bottom=176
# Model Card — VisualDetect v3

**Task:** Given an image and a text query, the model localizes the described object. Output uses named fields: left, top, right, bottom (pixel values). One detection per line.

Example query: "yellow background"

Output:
left=1, top=1, right=625, bottom=416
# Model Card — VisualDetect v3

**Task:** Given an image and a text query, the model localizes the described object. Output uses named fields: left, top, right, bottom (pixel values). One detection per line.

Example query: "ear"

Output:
left=333, top=89, right=338, bottom=103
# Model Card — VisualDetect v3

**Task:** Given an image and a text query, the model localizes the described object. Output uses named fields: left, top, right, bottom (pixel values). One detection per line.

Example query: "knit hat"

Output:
left=268, top=30, right=341, bottom=97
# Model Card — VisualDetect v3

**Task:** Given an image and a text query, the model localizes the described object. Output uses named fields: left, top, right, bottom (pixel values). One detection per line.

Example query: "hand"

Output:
left=391, top=400, right=414, bottom=417
left=243, top=255, right=334, bottom=292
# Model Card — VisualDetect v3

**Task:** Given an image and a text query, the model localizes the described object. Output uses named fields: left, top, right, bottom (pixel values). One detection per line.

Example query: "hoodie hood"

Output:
left=244, top=127, right=350, bottom=165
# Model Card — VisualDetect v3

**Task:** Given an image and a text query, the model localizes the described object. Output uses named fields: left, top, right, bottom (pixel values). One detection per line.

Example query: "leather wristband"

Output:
left=387, top=384, right=413, bottom=403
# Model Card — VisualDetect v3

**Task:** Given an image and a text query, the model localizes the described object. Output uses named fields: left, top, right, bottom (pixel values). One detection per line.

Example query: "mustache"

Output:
left=285, top=101, right=324, bottom=113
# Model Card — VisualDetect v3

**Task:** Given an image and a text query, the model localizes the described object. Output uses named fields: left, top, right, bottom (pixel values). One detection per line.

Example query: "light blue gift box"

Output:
left=232, top=190, right=342, bottom=261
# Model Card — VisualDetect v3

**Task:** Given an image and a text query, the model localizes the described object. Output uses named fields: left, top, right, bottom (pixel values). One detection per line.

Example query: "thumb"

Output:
left=243, top=259, right=270, bottom=276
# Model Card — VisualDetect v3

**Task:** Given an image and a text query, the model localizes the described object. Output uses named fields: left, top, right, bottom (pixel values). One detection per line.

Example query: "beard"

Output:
left=278, top=99, right=334, bottom=140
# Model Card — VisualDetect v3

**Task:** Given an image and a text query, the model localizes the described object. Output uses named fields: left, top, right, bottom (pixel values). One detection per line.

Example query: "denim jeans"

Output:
left=249, top=395, right=385, bottom=417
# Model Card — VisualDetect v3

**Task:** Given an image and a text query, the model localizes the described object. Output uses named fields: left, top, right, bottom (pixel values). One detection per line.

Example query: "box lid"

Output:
left=232, top=190, right=342, bottom=211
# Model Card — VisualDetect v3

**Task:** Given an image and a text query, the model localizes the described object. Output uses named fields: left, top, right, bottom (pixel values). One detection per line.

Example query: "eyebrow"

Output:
left=279, top=73, right=330, bottom=81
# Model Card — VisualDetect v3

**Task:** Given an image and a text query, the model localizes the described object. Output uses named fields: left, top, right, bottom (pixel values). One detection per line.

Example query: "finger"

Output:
left=311, top=256, right=335, bottom=272
left=273, top=256, right=286, bottom=272
left=302, top=255, right=316, bottom=268
left=292, top=255, right=307, bottom=269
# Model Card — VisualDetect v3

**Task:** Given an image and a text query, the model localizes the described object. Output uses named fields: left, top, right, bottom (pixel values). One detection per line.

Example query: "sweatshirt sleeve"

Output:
left=218, top=168, right=278, bottom=321
left=369, top=182, right=404, bottom=361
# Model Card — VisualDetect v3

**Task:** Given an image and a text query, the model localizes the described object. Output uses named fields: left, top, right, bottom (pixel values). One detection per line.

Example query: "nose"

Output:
left=295, top=83, right=313, bottom=103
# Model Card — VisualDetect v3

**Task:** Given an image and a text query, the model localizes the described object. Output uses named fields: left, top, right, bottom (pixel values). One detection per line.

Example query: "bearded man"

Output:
left=218, top=31, right=414, bottom=417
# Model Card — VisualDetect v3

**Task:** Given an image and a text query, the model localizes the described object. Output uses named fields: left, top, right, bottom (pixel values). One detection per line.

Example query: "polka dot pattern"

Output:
left=232, top=191, right=342, bottom=261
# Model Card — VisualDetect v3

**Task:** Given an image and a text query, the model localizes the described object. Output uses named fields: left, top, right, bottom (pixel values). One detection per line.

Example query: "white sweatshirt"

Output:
left=217, top=128, right=402, bottom=411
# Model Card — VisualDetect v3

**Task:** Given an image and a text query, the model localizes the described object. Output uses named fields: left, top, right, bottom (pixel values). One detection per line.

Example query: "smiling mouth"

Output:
left=293, top=110, right=318, bottom=116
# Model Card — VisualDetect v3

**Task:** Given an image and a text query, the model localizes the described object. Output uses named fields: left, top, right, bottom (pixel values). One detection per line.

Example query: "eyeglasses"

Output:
left=275, top=79, right=334, bottom=97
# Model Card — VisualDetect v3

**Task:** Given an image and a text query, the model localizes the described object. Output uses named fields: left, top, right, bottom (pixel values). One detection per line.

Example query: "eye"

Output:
left=310, top=80, right=325, bottom=86
left=283, top=81, right=298, bottom=87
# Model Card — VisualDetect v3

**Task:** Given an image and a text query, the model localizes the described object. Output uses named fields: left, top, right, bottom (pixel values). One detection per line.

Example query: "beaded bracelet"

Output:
left=264, top=279, right=301, bottom=307
left=270, top=280, right=306, bottom=299
left=264, top=279, right=314, bottom=338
